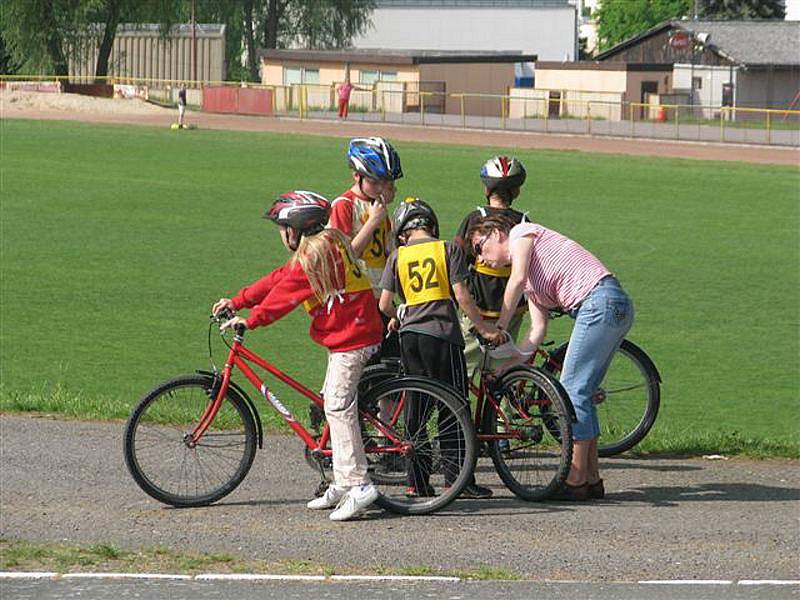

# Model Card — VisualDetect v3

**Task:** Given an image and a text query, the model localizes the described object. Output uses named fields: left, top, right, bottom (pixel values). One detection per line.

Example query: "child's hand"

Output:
left=368, top=197, right=387, bottom=224
left=212, top=298, right=235, bottom=316
left=220, top=316, right=247, bottom=332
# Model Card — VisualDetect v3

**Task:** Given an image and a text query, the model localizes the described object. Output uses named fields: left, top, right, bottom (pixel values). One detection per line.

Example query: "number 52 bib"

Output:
left=397, top=240, right=451, bottom=306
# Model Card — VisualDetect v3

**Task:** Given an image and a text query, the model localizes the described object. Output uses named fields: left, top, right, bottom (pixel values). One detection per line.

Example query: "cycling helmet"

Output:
left=393, top=196, right=439, bottom=244
left=264, top=190, right=330, bottom=236
left=480, top=156, right=527, bottom=194
left=347, top=137, right=404, bottom=181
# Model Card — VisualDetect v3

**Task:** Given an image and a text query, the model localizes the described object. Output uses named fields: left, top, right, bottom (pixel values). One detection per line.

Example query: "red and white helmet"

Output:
left=480, top=156, right=527, bottom=194
left=264, top=190, right=330, bottom=235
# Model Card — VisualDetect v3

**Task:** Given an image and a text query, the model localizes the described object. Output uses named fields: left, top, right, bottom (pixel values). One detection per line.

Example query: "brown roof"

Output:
left=259, top=48, right=538, bottom=65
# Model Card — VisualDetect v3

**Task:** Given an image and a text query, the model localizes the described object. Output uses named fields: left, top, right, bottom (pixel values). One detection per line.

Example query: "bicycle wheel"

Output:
left=545, top=339, right=661, bottom=456
left=124, top=374, right=257, bottom=507
left=482, top=366, right=573, bottom=501
left=363, top=376, right=477, bottom=515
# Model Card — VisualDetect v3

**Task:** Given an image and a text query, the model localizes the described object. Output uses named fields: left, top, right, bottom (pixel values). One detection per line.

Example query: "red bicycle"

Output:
left=123, top=311, right=477, bottom=515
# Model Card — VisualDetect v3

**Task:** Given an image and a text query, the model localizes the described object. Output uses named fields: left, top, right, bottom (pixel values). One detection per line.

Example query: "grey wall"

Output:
left=351, top=7, right=577, bottom=60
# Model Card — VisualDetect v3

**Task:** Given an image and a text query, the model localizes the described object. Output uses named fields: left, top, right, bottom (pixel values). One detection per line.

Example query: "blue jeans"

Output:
left=561, top=277, right=634, bottom=440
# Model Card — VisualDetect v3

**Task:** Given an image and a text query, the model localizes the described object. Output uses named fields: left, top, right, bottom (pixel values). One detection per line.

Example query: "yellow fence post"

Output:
left=720, top=108, right=725, bottom=143
left=460, top=94, right=466, bottom=128
left=421, top=92, right=425, bottom=126
left=501, top=95, right=506, bottom=130
left=766, top=110, right=772, bottom=145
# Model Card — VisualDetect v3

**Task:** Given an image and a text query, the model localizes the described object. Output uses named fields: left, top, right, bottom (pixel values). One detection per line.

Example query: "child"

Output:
left=453, top=156, right=530, bottom=380
left=378, top=197, right=502, bottom=499
left=212, top=191, right=383, bottom=521
left=177, top=85, right=187, bottom=128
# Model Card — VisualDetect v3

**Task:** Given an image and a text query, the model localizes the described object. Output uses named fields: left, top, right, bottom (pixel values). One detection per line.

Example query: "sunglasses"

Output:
left=472, top=232, right=490, bottom=257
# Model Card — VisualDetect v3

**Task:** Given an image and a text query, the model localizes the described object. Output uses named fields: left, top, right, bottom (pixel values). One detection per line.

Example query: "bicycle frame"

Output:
left=188, top=329, right=405, bottom=457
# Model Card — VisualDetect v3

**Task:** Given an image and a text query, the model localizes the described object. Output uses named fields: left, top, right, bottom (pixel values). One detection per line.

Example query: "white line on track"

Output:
left=1, top=572, right=797, bottom=585
left=61, top=573, right=192, bottom=580
left=639, top=580, right=732, bottom=585
left=738, top=580, right=800, bottom=585
left=330, top=575, right=461, bottom=582
left=195, top=574, right=326, bottom=582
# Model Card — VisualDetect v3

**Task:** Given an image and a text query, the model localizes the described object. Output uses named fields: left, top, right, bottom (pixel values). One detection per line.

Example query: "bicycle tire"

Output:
left=363, top=376, right=477, bottom=515
left=481, top=366, right=573, bottom=501
left=545, top=339, right=661, bottom=456
left=124, top=374, right=257, bottom=507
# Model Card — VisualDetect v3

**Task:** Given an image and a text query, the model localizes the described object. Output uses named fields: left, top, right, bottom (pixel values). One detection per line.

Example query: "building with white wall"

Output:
left=351, top=0, right=578, bottom=61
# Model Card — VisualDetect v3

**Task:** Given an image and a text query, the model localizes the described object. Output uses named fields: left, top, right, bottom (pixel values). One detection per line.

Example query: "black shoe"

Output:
left=587, top=479, right=605, bottom=500
left=549, top=482, right=589, bottom=502
left=459, top=483, right=493, bottom=499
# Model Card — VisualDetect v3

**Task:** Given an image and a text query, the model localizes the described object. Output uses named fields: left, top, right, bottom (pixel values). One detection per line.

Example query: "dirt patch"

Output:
left=1, top=90, right=172, bottom=115
left=3, top=91, right=798, bottom=166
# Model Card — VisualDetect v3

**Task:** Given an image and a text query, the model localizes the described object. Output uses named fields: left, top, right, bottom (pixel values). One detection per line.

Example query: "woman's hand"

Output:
left=477, top=323, right=505, bottom=346
left=219, top=316, right=247, bottom=332
left=212, top=298, right=235, bottom=316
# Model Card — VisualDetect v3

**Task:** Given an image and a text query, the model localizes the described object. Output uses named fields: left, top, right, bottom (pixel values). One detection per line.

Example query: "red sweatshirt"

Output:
left=231, top=257, right=383, bottom=352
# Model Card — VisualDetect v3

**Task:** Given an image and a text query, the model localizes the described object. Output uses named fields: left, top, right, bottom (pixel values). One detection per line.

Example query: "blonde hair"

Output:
left=291, top=229, right=363, bottom=303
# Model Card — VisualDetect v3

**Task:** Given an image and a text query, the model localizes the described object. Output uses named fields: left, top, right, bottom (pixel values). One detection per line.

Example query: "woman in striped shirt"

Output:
left=467, top=215, right=634, bottom=501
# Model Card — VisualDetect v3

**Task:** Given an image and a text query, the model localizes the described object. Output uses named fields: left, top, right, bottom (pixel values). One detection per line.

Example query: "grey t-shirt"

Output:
left=379, top=237, right=467, bottom=346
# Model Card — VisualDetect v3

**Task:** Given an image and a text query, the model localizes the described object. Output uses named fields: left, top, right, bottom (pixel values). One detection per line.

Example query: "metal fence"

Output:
left=3, top=75, right=799, bottom=147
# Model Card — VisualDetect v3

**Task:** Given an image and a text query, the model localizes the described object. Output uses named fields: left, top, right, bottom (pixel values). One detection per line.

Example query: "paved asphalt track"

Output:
left=1, top=414, right=798, bottom=591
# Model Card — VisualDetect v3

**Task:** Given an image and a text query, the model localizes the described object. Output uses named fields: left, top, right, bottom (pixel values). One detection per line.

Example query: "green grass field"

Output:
left=1, top=118, right=798, bottom=456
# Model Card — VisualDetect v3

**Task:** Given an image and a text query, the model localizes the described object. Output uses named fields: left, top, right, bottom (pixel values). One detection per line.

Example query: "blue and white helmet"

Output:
left=347, top=137, right=403, bottom=181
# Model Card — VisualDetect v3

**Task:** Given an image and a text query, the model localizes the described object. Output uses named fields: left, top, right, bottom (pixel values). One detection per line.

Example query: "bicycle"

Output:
left=123, top=310, right=477, bottom=516
left=534, top=314, right=661, bottom=456
left=313, top=332, right=576, bottom=502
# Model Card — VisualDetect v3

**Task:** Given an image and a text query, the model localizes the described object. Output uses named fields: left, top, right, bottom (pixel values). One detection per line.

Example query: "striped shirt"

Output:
left=509, top=223, right=610, bottom=312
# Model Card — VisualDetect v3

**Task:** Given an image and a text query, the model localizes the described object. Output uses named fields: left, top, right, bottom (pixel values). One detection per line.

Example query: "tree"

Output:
left=595, top=0, right=786, bottom=52
left=697, top=0, right=785, bottom=19
left=0, top=0, right=87, bottom=76
left=596, top=0, right=691, bottom=52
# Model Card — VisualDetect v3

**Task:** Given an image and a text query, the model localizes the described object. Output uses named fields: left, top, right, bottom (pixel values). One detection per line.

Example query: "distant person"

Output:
left=336, top=76, right=367, bottom=120
left=177, top=85, right=187, bottom=128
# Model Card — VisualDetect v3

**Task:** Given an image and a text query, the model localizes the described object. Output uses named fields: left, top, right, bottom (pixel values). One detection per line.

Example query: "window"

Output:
left=360, top=70, right=379, bottom=85
left=283, top=66, right=320, bottom=85
left=692, top=76, right=703, bottom=90
left=283, top=67, right=302, bottom=86
left=359, top=70, right=398, bottom=84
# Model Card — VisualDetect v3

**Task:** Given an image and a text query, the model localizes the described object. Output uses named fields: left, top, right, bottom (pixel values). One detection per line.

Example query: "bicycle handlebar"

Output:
left=210, top=307, right=246, bottom=336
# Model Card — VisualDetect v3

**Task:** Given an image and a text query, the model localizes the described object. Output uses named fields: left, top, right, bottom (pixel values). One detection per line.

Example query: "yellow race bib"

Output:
left=359, top=214, right=390, bottom=269
left=397, top=240, right=451, bottom=306
left=474, top=258, right=511, bottom=278
left=303, top=245, right=373, bottom=312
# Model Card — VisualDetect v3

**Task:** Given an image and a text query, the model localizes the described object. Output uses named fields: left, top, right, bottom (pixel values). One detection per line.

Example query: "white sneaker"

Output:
left=329, top=484, right=379, bottom=521
left=307, top=485, right=346, bottom=510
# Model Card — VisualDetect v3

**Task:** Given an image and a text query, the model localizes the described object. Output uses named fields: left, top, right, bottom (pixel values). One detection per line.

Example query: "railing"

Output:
left=3, top=75, right=798, bottom=147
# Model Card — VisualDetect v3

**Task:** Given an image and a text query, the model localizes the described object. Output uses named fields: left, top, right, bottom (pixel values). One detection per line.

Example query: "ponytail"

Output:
left=291, top=229, right=362, bottom=303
